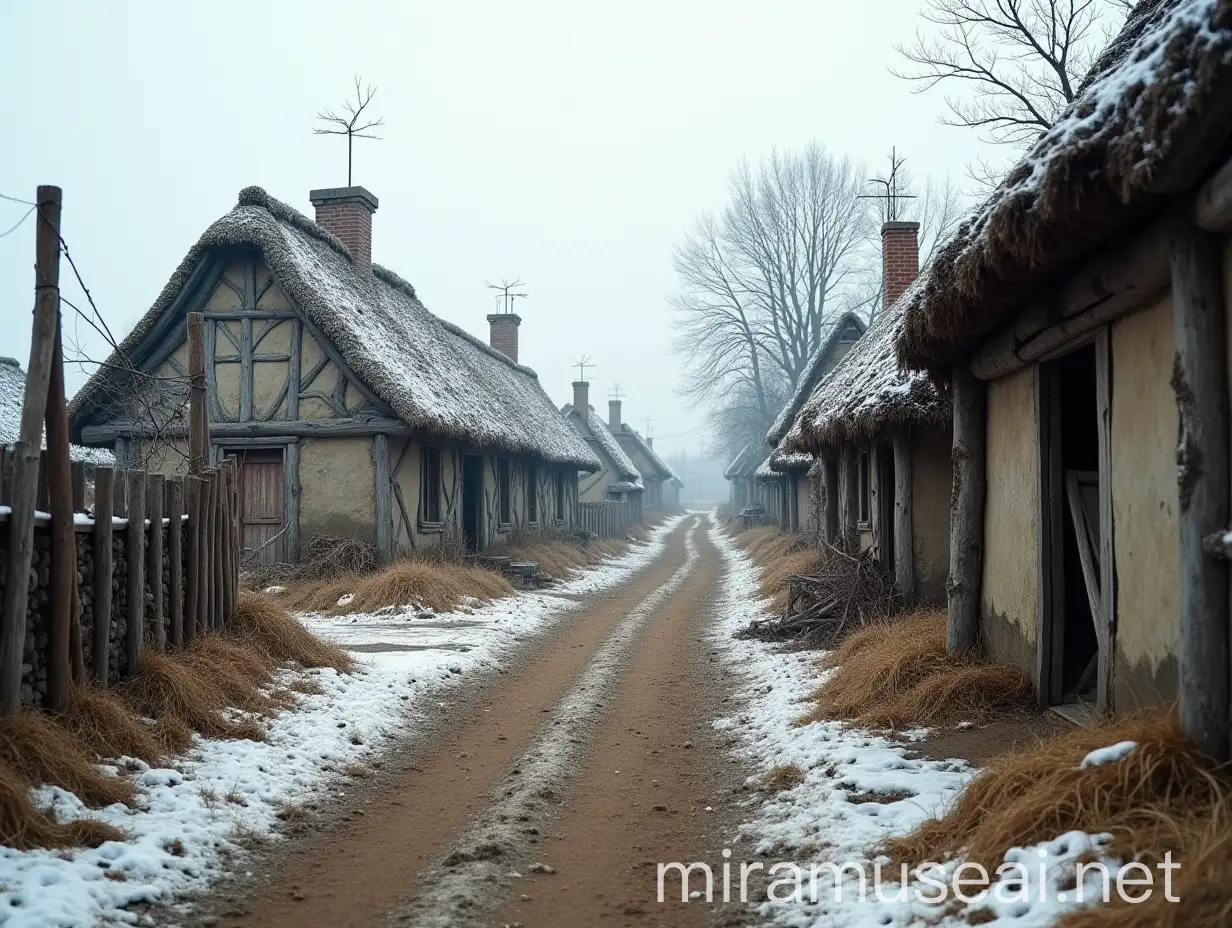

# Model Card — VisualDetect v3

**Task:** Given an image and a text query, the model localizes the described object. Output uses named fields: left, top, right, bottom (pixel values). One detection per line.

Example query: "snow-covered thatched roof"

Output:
left=561, top=404, right=642, bottom=485
left=784, top=279, right=948, bottom=453
left=766, top=311, right=867, bottom=445
left=614, top=424, right=680, bottom=484
left=723, top=441, right=767, bottom=480
left=67, top=187, right=601, bottom=471
left=1, top=358, right=115, bottom=465
left=899, top=0, right=1232, bottom=371
left=768, top=444, right=812, bottom=474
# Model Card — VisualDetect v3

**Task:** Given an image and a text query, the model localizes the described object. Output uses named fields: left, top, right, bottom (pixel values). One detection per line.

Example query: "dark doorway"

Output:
left=878, top=443, right=896, bottom=574
left=461, top=454, right=484, bottom=553
left=1040, top=341, right=1103, bottom=709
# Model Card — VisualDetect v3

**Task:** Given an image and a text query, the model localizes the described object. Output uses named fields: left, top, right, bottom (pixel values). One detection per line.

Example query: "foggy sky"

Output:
left=0, top=0, right=992, bottom=457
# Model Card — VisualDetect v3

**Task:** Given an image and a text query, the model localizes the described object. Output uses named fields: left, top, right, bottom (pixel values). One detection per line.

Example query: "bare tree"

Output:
left=314, top=75, right=385, bottom=187
left=893, top=0, right=1130, bottom=147
left=671, top=144, right=870, bottom=450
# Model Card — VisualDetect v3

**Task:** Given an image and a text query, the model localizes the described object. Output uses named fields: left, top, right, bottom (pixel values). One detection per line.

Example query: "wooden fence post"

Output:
left=187, top=313, right=208, bottom=475
left=220, top=460, right=235, bottom=624
left=213, top=468, right=225, bottom=626
left=201, top=470, right=215, bottom=631
left=184, top=476, right=200, bottom=642
left=70, top=462, right=85, bottom=512
left=146, top=473, right=165, bottom=650
left=125, top=471, right=146, bottom=674
left=167, top=477, right=184, bottom=648
left=91, top=467, right=113, bottom=685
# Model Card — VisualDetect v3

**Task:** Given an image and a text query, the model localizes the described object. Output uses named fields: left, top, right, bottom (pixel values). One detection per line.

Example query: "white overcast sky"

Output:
left=0, top=0, right=994, bottom=457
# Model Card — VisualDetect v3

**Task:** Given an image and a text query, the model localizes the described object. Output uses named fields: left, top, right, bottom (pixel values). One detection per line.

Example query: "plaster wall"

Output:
left=298, top=436, right=375, bottom=542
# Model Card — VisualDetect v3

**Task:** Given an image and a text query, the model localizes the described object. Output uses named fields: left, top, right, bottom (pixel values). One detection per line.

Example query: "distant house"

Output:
left=759, top=311, right=867, bottom=532
left=67, top=185, right=600, bottom=564
left=723, top=441, right=767, bottom=511
left=561, top=381, right=644, bottom=522
left=1, top=357, right=114, bottom=466
left=896, top=0, right=1232, bottom=725
left=607, top=402, right=681, bottom=511
left=782, top=222, right=951, bottom=604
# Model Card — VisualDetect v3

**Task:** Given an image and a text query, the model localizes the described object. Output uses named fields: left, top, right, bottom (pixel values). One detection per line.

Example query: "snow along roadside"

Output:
left=707, top=522, right=1121, bottom=928
left=0, top=515, right=688, bottom=928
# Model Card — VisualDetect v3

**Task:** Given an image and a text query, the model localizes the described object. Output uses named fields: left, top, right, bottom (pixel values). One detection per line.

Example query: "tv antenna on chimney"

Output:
left=609, top=382, right=625, bottom=401
left=573, top=354, right=594, bottom=382
left=858, top=147, right=916, bottom=222
left=485, top=278, right=528, bottom=315
left=643, top=415, right=654, bottom=438
left=313, top=75, right=385, bottom=187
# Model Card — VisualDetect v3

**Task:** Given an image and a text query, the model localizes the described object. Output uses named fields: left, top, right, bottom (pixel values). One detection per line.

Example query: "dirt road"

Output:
left=193, top=514, right=752, bottom=928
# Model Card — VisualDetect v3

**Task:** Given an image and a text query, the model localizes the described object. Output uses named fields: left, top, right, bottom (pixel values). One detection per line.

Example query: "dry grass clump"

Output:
left=735, top=528, right=825, bottom=612
left=231, top=591, right=354, bottom=672
left=0, top=711, right=135, bottom=808
left=277, top=575, right=360, bottom=614
left=243, top=534, right=378, bottom=590
left=345, top=561, right=513, bottom=614
left=497, top=533, right=628, bottom=580
left=0, top=761, right=124, bottom=849
left=58, top=686, right=167, bottom=768
left=758, top=762, right=806, bottom=793
left=801, top=610, right=1033, bottom=729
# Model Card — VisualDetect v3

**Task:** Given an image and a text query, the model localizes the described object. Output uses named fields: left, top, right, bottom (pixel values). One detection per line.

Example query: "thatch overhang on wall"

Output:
left=66, top=187, right=602, bottom=472
left=767, top=445, right=812, bottom=474
left=766, top=311, right=867, bottom=445
left=897, top=0, right=1232, bottom=372
left=783, top=281, right=949, bottom=455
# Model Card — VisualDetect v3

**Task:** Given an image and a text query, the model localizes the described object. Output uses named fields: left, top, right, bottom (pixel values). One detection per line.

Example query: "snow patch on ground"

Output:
left=708, top=523, right=1120, bottom=927
left=0, top=516, right=685, bottom=927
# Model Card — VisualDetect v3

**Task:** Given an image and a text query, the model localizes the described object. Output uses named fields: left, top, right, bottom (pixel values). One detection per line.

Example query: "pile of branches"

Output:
left=738, top=543, right=897, bottom=647
left=241, top=534, right=379, bottom=589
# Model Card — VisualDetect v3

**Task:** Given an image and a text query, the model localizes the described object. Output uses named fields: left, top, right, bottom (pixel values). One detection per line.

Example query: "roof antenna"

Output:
left=485, top=278, right=528, bottom=315
left=608, top=382, right=625, bottom=400
left=858, top=147, right=916, bottom=222
left=313, top=75, right=385, bottom=187
left=573, top=354, right=594, bottom=382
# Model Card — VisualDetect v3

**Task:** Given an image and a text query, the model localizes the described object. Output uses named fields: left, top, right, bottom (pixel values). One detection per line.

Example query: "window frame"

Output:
left=420, top=444, right=443, bottom=528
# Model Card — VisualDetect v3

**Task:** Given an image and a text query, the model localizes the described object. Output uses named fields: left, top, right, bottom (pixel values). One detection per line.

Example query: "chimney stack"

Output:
left=881, top=220, right=920, bottom=310
left=573, top=381, right=590, bottom=415
left=608, top=399, right=622, bottom=431
left=310, top=187, right=379, bottom=270
left=487, top=313, right=522, bottom=363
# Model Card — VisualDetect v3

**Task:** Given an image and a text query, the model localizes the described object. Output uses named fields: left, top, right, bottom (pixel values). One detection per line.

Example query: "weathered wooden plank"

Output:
left=187, top=312, right=208, bottom=475
left=892, top=429, right=914, bottom=602
left=948, top=366, right=987, bottom=655
left=82, top=416, right=412, bottom=443
left=125, top=470, right=147, bottom=674
left=167, top=477, right=184, bottom=649
left=820, top=454, right=838, bottom=546
left=1172, top=225, right=1230, bottom=760
left=184, top=476, right=200, bottom=642
left=287, top=318, right=301, bottom=421
left=204, top=311, right=297, bottom=322
left=91, top=467, right=114, bottom=685
left=239, top=317, right=253, bottom=422
left=200, top=471, right=214, bottom=631
left=374, top=434, right=393, bottom=559
left=1035, top=363, right=1065, bottom=708
left=283, top=441, right=300, bottom=562
left=146, top=473, right=166, bottom=651
left=45, top=319, right=76, bottom=711
left=1093, top=330, right=1117, bottom=714
left=212, top=468, right=225, bottom=627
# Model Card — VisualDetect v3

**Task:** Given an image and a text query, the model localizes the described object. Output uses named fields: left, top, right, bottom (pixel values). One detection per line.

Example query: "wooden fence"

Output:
left=0, top=450, right=240, bottom=710
left=577, top=500, right=634, bottom=539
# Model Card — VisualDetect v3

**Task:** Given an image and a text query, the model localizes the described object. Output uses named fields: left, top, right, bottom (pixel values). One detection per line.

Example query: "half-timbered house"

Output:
left=67, top=186, right=601, bottom=563
left=561, top=380, right=645, bottom=521
left=607, top=401, right=680, bottom=512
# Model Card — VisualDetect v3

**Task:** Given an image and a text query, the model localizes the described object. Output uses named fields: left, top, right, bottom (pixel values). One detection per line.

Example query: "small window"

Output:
left=420, top=445, right=442, bottom=524
left=857, top=448, right=871, bottom=526
left=526, top=464, right=539, bottom=524
left=554, top=470, right=566, bottom=521
left=498, top=458, right=512, bottom=525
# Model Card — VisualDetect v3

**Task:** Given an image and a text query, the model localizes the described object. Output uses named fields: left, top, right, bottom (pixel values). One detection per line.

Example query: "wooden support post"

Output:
left=146, top=473, right=165, bottom=650
left=184, top=476, right=201, bottom=642
left=200, top=471, right=214, bottom=632
left=839, top=445, right=858, bottom=552
left=70, top=461, right=85, bottom=512
left=91, top=467, right=114, bottom=685
left=167, top=477, right=184, bottom=648
left=45, top=272, right=75, bottom=712
left=820, top=455, right=838, bottom=545
left=187, top=313, right=208, bottom=475
left=1172, top=225, right=1229, bottom=760
left=125, top=471, right=146, bottom=674
left=0, top=186, right=61, bottom=715
left=220, top=459, right=235, bottom=624
left=892, top=429, right=915, bottom=603
left=374, top=434, right=393, bottom=559
left=948, top=366, right=987, bottom=655
left=211, top=470, right=224, bottom=628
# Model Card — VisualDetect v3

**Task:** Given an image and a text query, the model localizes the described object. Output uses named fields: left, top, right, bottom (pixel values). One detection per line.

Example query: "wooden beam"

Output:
left=91, top=467, right=114, bottom=685
left=204, top=310, right=298, bottom=322
left=283, top=441, right=300, bottom=562
left=892, top=429, right=914, bottom=602
left=184, top=476, right=200, bottom=642
left=287, top=319, right=301, bottom=421
left=839, top=445, right=858, bottom=552
left=1172, top=224, right=1230, bottom=761
left=146, top=473, right=165, bottom=651
left=374, top=434, right=393, bottom=559
left=820, top=454, right=838, bottom=546
left=1035, top=362, right=1065, bottom=708
left=200, top=471, right=214, bottom=631
left=948, top=366, right=987, bottom=655
left=1196, top=152, right=1232, bottom=233
left=125, top=470, right=146, bottom=674
left=167, top=477, right=183, bottom=649
left=971, top=218, right=1174, bottom=380
left=1094, top=330, right=1117, bottom=713
left=239, top=317, right=253, bottom=422
left=82, top=416, right=411, bottom=443
left=187, top=312, right=208, bottom=474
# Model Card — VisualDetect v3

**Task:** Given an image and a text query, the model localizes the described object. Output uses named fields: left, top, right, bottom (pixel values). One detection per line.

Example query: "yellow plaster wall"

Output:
left=981, top=366, right=1038, bottom=670
left=1110, top=295, right=1180, bottom=708
left=251, top=361, right=289, bottom=421
left=214, top=362, right=241, bottom=419
left=298, top=437, right=375, bottom=542
left=254, top=319, right=292, bottom=355
left=912, top=422, right=953, bottom=605
left=202, top=264, right=245, bottom=312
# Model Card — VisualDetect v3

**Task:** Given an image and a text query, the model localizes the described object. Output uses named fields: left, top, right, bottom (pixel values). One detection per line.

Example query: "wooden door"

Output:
left=230, top=448, right=284, bottom=566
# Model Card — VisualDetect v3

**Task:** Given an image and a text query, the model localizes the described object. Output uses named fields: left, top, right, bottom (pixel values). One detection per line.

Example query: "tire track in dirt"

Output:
left=205, top=518, right=700, bottom=928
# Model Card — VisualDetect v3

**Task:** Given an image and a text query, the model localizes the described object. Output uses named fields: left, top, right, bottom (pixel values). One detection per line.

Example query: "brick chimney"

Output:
left=309, top=187, right=379, bottom=270
left=881, top=220, right=920, bottom=310
left=573, top=381, right=590, bottom=415
left=608, top=399, right=622, bottom=431
left=487, top=313, right=521, bottom=363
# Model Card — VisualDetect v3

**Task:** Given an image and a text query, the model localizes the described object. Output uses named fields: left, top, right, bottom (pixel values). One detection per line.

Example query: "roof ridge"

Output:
left=236, top=185, right=356, bottom=264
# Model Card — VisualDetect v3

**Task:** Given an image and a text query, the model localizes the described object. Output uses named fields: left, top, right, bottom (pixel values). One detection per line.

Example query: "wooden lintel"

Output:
left=82, top=416, right=410, bottom=443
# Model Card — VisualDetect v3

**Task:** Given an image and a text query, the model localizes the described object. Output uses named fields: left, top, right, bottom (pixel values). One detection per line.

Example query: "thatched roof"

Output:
left=68, top=187, right=601, bottom=471
left=768, top=444, right=812, bottom=474
left=766, top=311, right=867, bottom=445
left=1, top=358, right=114, bottom=466
left=723, top=441, right=767, bottom=480
left=783, top=279, right=948, bottom=454
left=560, top=404, right=642, bottom=485
left=614, top=424, right=680, bottom=484
left=898, top=0, right=1232, bottom=371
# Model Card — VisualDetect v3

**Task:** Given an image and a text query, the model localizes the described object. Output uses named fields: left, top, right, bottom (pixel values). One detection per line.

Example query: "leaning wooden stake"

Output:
left=1172, top=224, right=1230, bottom=761
left=125, top=471, right=146, bottom=674
left=187, top=313, right=208, bottom=476
left=0, top=186, right=61, bottom=715
left=91, top=467, right=114, bottom=685
left=947, top=366, right=987, bottom=655
left=146, top=473, right=165, bottom=650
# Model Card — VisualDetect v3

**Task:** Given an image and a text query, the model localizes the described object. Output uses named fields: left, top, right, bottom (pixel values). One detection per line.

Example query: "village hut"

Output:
left=896, top=0, right=1232, bottom=744
left=782, top=221, right=952, bottom=603
left=66, top=186, right=601, bottom=564
left=561, top=381, right=645, bottom=522
left=1, top=357, right=114, bottom=466
left=723, top=441, right=767, bottom=512
left=760, top=311, right=867, bottom=532
left=607, top=400, right=681, bottom=511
